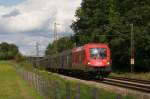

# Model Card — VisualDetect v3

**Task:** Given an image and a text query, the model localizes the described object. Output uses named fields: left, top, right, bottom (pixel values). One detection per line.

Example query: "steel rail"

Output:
left=101, top=76, right=150, bottom=93
left=109, top=76, right=150, bottom=85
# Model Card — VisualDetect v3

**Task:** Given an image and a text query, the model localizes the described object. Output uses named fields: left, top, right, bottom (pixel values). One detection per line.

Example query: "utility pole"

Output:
left=35, top=42, right=40, bottom=57
left=54, top=22, right=60, bottom=41
left=53, top=22, right=60, bottom=53
left=54, top=22, right=57, bottom=41
left=130, top=23, right=134, bottom=72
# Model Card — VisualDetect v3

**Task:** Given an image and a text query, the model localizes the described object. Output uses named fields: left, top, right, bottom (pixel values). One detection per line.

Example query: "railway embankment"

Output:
left=58, top=74, right=150, bottom=99
left=14, top=61, right=144, bottom=99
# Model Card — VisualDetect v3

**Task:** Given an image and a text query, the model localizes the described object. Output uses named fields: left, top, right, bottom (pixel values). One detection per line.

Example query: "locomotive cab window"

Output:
left=90, top=48, right=107, bottom=59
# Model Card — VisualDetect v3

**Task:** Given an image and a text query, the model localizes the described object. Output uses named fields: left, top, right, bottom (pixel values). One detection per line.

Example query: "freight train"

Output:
left=34, top=43, right=111, bottom=78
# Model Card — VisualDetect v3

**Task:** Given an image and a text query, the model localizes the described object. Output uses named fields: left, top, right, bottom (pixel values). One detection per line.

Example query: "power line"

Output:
left=104, top=25, right=129, bottom=38
left=96, top=34, right=119, bottom=37
left=104, top=25, right=135, bottom=72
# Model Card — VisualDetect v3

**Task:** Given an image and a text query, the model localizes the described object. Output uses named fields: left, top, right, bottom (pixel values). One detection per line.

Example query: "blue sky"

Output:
left=0, top=0, right=81, bottom=56
left=0, top=0, right=24, bottom=6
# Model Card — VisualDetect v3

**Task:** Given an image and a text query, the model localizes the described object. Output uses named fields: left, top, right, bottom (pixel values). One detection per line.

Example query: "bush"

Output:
left=15, top=53, right=25, bottom=62
left=0, top=42, right=19, bottom=60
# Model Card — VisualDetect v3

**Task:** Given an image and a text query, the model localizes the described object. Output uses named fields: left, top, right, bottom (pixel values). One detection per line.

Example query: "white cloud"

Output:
left=0, top=6, right=12, bottom=16
left=0, top=0, right=82, bottom=55
left=0, top=0, right=81, bottom=33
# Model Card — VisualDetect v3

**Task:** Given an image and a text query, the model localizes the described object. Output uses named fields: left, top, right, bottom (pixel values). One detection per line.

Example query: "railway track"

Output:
left=101, top=76, right=150, bottom=93
left=61, top=73, right=150, bottom=93
left=49, top=70, right=150, bottom=93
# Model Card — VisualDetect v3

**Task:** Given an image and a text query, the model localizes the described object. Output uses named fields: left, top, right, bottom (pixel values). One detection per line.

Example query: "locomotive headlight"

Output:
left=107, top=62, right=110, bottom=65
left=88, top=62, right=91, bottom=65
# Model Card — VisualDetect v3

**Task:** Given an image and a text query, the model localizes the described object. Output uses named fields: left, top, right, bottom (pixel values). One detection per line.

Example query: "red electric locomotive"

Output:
left=72, top=43, right=111, bottom=77
left=34, top=43, right=111, bottom=78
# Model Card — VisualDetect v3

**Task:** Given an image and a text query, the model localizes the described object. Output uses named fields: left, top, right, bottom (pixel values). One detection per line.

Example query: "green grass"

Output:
left=0, top=61, right=43, bottom=99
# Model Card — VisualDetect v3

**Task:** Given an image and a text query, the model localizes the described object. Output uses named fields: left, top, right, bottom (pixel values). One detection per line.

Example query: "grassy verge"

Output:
left=16, top=61, right=134, bottom=99
left=0, top=61, right=43, bottom=99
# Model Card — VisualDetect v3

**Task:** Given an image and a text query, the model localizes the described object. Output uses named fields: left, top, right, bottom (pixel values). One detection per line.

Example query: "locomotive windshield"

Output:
left=90, top=48, right=107, bottom=59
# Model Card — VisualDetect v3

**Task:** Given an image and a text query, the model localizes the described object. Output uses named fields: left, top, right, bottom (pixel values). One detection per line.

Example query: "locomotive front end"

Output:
left=86, top=44, right=111, bottom=77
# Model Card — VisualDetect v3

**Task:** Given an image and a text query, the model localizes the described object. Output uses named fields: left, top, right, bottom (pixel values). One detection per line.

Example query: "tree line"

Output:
left=0, top=42, right=20, bottom=60
left=45, top=0, right=150, bottom=72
